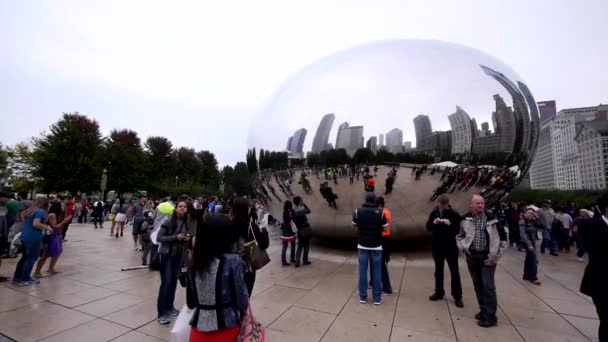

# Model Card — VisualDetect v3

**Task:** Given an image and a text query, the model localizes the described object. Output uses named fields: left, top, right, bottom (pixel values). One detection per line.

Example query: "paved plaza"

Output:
left=0, top=223, right=600, bottom=342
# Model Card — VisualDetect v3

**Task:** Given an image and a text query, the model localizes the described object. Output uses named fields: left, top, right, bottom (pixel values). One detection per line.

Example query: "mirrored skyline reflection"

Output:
left=249, top=40, right=539, bottom=172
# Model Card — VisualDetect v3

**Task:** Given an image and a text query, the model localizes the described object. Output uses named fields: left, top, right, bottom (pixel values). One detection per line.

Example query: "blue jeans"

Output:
left=157, top=254, right=182, bottom=317
left=13, top=239, right=42, bottom=282
left=358, top=249, right=382, bottom=302
left=466, top=252, right=497, bottom=323
left=541, top=229, right=557, bottom=253
left=281, top=240, right=296, bottom=263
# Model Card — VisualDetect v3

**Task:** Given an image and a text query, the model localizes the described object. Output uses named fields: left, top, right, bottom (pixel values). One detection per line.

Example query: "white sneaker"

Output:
left=578, top=257, right=584, bottom=262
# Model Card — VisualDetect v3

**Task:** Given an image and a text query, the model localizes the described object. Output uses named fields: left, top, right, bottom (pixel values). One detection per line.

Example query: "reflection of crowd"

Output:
left=429, top=165, right=517, bottom=206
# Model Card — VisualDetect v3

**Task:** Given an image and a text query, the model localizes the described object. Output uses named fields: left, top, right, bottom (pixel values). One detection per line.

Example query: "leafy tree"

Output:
left=0, top=143, right=9, bottom=189
left=6, top=143, right=37, bottom=193
left=32, top=113, right=103, bottom=193
left=103, top=129, right=147, bottom=196
left=175, top=147, right=201, bottom=184
left=196, top=150, right=220, bottom=193
left=221, top=165, right=235, bottom=196
left=353, top=148, right=374, bottom=165
left=232, top=162, right=251, bottom=196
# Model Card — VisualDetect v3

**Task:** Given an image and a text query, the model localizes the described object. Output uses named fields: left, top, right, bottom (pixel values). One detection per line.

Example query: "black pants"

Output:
left=296, top=234, right=311, bottom=265
left=432, top=243, right=462, bottom=299
left=592, top=295, right=608, bottom=342
left=245, top=271, right=256, bottom=297
left=61, top=222, right=70, bottom=241
left=466, top=252, right=497, bottom=323
left=282, top=240, right=296, bottom=263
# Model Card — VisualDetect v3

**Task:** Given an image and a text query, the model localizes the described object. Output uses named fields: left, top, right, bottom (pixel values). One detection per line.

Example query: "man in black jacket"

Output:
left=353, top=192, right=388, bottom=305
left=426, top=195, right=464, bottom=308
left=580, top=193, right=608, bottom=342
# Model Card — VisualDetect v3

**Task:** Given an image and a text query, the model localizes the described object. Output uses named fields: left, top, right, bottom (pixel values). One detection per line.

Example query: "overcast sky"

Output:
left=2, top=0, right=607, bottom=167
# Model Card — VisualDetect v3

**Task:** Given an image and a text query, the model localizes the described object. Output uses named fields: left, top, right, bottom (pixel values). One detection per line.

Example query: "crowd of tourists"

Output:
left=1, top=180, right=607, bottom=341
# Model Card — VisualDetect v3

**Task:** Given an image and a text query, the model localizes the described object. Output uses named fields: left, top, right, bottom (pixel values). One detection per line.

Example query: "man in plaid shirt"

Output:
left=457, top=195, right=508, bottom=328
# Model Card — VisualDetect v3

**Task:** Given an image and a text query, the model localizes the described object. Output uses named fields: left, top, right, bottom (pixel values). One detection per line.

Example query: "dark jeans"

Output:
left=508, top=224, right=520, bottom=246
left=523, top=247, right=538, bottom=281
left=296, top=235, right=311, bottom=264
left=141, top=240, right=152, bottom=264
left=573, top=232, right=586, bottom=258
left=466, top=252, right=497, bottom=323
left=432, top=243, right=462, bottom=299
left=61, top=222, right=70, bottom=241
left=245, top=271, right=256, bottom=297
left=13, top=239, right=42, bottom=282
left=92, top=214, right=103, bottom=227
left=359, top=249, right=382, bottom=302
left=592, top=295, right=607, bottom=342
left=157, top=254, right=182, bottom=317
left=281, top=240, right=296, bottom=263
left=78, top=211, right=87, bottom=223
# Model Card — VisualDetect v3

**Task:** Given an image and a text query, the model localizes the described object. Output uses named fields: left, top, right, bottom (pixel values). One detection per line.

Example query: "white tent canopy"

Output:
left=432, top=161, right=458, bottom=168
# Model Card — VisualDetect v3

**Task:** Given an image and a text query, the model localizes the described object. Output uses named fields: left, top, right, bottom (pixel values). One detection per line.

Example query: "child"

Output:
left=140, top=212, right=154, bottom=265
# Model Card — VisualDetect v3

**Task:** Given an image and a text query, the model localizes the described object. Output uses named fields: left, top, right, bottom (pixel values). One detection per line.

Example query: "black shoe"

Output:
left=429, top=293, right=444, bottom=301
left=115, top=234, right=118, bottom=238
left=295, top=263, right=300, bottom=268
left=475, top=312, right=482, bottom=320
left=477, top=320, right=497, bottom=328
left=282, top=262, right=290, bottom=267
left=550, top=252, right=559, bottom=256
left=303, top=261, right=311, bottom=265
left=454, top=298, right=464, bottom=308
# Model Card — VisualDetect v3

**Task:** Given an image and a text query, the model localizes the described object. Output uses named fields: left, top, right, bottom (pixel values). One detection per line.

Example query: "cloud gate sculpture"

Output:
left=248, top=39, right=539, bottom=241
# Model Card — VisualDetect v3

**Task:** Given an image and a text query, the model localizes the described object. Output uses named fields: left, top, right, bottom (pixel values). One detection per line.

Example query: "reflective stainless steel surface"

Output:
left=248, top=39, right=539, bottom=240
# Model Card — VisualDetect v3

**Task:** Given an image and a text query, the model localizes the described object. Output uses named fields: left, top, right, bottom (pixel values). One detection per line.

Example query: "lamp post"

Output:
left=100, top=168, right=107, bottom=201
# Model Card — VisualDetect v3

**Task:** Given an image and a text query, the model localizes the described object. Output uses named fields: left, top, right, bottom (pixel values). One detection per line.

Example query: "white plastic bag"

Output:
left=170, top=304, right=194, bottom=342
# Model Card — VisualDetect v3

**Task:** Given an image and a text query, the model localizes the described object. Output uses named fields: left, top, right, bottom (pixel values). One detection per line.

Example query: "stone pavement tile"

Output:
left=447, top=298, right=510, bottom=324
left=0, top=302, right=95, bottom=342
left=294, top=273, right=355, bottom=314
left=501, top=306, right=582, bottom=337
left=268, top=307, right=336, bottom=341
left=255, top=284, right=310, bottom=306
left=256, top=263, right=298, bottom=284
left=5, top=274, right=81, bottom=294
left=389, top=327, right=457, bottom=342
left=393, top=299, right=455, bottom=337
left=337, top=292, right=398, bottom=328
left=137, top=318, right=176, bottom=341
left=26, top=278, right=96, bottom=300
left=37, top=318, right=131, bottom=342
left=125, top=281, right=162, bottom=299
left=110, top=330, right=165, bottom=342
left=562, top=314, right=600, bottom=342
left=498, top=292, right=554, bottom=312
left=104, top=299, right=157, bottom=329
left=453, top=317, right=523, bottom=342
left=0, top=286, right=44, bottom=312
left=543, top=297, right=598, bottom=319
left=321, top=313, right=391, bottom=342
left=74, top=292, right=147, bottom=317
left=71, top=270, right=137, bottom=286
left=251, top=280, right=275, bottom=297
left=275, top=266, right=332, bottom=290
left=514, top=326, right=589, bottom=342
left=101, top=273, right=157, bottom=292
left=47, top=286, right=119, bottom=307
left=250, top=299, right=292, bottom=327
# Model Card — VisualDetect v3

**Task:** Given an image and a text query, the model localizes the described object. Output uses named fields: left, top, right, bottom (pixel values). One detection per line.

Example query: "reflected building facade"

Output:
left=538, top=100, right=557, bottom=123
left=337, top=126, right=364, bottom=157
left=366, top=136, right=378, bottom=154
left=413, top=115, right=433, bottom=150
left=335, top=122, right=349, bottom=148
left=386, top=128, right=404, bottom=153
left=311, top=113, right=335, bottom=153
left=448, top=106, right=473, bottom=154
left=287, top=128, right=307, bottom=158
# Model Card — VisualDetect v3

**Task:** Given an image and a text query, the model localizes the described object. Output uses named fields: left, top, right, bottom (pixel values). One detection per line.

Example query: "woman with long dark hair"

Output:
left=188, top=215, right=249, bottom=341
left=280, top=200, right=296, bottom=266
left=231, top=197, right=269, bottom=296
left=156, top=200, right=189, bottom=324
left=34, top=201, right=71, bottom=278
left=13, top=197, right=52, bottom=286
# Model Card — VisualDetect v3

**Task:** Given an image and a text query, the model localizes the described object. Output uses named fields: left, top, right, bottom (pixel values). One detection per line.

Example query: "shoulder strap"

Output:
left=215, top=256, right=226, bottom=329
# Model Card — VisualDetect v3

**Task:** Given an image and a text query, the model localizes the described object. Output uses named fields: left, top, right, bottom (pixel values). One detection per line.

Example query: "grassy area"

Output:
left=509, top=188, right=606, bottom=207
